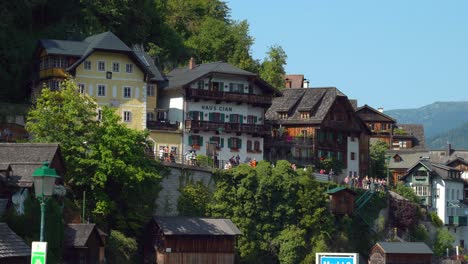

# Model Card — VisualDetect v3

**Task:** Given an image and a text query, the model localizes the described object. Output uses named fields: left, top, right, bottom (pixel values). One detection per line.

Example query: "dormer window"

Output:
left=300, top=112, right=309, bottom=119
left=279, top=112, right=288, bottom=119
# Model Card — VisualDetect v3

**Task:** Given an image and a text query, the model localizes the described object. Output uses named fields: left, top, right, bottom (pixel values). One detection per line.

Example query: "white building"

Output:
left=154, top=59, right=275, bottom=166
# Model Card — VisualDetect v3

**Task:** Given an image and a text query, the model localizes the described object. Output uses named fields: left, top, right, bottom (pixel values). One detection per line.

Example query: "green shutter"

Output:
left=219, top=82, right=224, bottom=91
left=221, top=113, right=225, bottom=122
left=229, top=114, right=233, bottom=122
left=254, top=116, right=258, bottom=123
left=238, top=138, right=242, bottom=148
left=209, top=136, right=214, bottom=143
left=188, top=135, right=192, bottom=145
left=229, top=83, right=233, bottom=92
left=221, top=138, right=224, bottom=148
left=228, top=138, right=232, bottom=148
left=199, top=136, right=204, bottom=146
left=200, top=111, right=204, bottom=121
left=209, top=112, right=213, bottom=121
left=239, top=115, right=243, bottom=124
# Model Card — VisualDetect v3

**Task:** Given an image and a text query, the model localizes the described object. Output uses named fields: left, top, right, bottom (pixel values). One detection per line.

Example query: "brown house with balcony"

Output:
left=356, top=104, right=396, bottom=146
left=153, top=60, right=276, bottom=166
left=265, top=84, right=370, bottom=177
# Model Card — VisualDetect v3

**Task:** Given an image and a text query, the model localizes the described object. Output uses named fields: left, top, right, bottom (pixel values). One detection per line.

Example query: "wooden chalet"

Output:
left=265, top=81, right=370, bottom=177
left=369, top=242, right=433, bottom=264
left=144, top=216, right=241, bottom=264
left=0, top=223, right=31, bottom=264
left=326, top=186, right=356, bottom=215
left=356, top=104, right=395, bottom=146
left=387, top=150, right=428, bottom=184
left=392, top=124, right=426, bottom=150
left=63, top=223, right=106, bottom=264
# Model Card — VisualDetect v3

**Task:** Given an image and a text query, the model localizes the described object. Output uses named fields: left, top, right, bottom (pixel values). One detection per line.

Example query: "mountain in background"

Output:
left=426, top=122, right=468, bottom=149
left=384, top=101, right=468, bottom=139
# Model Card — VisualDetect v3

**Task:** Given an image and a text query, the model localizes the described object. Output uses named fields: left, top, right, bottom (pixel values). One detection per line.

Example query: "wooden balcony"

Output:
left=186, top=88, right=272, bottom=106
left=185, top=120, right=270, bottom=135
left=147, top=120, right=180, bottom=131
left=264, top=136, right=315, bottom=147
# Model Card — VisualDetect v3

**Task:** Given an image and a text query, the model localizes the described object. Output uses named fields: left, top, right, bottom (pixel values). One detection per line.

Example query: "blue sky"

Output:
left=226, top=0, right=468, bottom=110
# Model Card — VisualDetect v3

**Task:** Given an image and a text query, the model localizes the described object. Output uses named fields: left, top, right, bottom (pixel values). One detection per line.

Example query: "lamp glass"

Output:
left=34, top=176, right=57, bottom=197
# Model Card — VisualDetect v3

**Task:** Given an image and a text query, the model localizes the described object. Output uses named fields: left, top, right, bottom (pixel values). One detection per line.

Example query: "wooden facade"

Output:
left=63, top=224, right=105, bottom=264
left=327, top=187, right=356, bottom=215
left=369, top=242, right=433, bottom=264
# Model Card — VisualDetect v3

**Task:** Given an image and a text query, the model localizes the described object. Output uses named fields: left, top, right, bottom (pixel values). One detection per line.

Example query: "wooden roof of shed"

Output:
left=154, top=216, right=241, bottom=236
left=0, top=223, right=31, bottom=258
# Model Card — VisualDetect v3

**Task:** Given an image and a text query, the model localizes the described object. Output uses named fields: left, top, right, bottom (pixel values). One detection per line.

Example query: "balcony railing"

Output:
left=147, top=120, right=180, bottom=131
left=185, top=120, right=270, bottom=135
left=264, top=136, right=315, bottom=147
left=187, top=88, right=272, bottom=106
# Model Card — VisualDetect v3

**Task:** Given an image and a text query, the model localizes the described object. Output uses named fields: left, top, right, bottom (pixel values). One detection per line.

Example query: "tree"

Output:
left=369, top=140, right=388, bottom=178
left=177, top=182, right=211, bottom=216
left=434, top=228, right=455, bottom=256
left=259, top=45, right=287, bottom=90
left=26, top=79, right=162, bottom=237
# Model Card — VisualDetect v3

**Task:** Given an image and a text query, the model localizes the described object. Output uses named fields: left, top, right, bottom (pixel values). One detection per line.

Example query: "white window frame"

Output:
left=84, top=60, right=92, bottom=70
left=123, top=86, right=132, bottom=98
left=126, top=63, right=133, bottom=73
left=147, top=112, right=155, bottom=121
left=147, top=85, right=155, bottom=97
left=112, top=62, right=120, bottom=72
left=123, top=111, right=132, bottom=123
left=97, top=84, right=106, bottom=97
left=78, top=83, right=86, bottom=94
left=97, top=61, right=106, bottom=72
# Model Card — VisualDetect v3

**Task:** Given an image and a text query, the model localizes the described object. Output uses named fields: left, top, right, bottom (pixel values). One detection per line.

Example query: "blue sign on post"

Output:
left=316, top=253, right=358, bottom=264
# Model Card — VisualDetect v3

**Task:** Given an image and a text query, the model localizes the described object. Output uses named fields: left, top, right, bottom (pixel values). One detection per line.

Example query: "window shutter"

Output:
left=219, top=82, right=224, bottom=91
left=221, top=113, right=225, bottom=122
left=254, top=116, right=258, bottom=123
left=221, top=138, right=224, bottom=148
left=229, top=114, right=233, bottom=123
left=209, top=112, right=213, bottom=121
left=200, top=136, right=204, bottom=146
left=188, top=135, right=192, bottom=145
left=200, top=111, right=204, bottom=121
left=229, top=83, right=233, bottom=92
left=238, top=138, right=242, bottom=148
left=239, top=115, right=243, bottom=124
left=228, top=138, right=232, bottom=148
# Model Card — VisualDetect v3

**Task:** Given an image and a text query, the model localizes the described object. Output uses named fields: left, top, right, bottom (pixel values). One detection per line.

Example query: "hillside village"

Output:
left=1, top=30, right=468, bottom=264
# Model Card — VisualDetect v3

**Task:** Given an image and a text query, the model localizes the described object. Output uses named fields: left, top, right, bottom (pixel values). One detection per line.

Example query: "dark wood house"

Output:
left=369, top=242, right=433, bottom=264
left=356, top=104, right=396, bottom=146
left=326, top=186, right=356, bottom=215
left=265, top=85, right=370, bottom=177
left=145, top=216, right=242, bottom=264
left=0, top=222, right=31, bottom=264
left=63, top=223, right=106, bottom=264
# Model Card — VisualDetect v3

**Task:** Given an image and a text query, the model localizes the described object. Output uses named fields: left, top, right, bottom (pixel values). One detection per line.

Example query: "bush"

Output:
left=106, top=230, right=138, bottom=264
left=196, top=154, right=213, bottom=167
left=429, top=211, right=443, bottom=227
left=178, top=182, right=211, bottom=216
left=394, top=183, right=419, bottom=203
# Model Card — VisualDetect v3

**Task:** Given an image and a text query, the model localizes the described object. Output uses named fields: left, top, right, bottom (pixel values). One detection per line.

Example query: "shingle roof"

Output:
left=83, top=31, right=131, bottom=53
left=387, top=150, right=429, bottom=169
left=265, top=87, right=346, bottom=124
left=394, top=124, right=426, bottom=149
left=356, top=105, right=396, bottom=122
left=133, top=50, right=165, bottom=82
left=403, top=160, right=464, bottom=182
left=429, top=149, right=468, bottom=164
left=0, top=223, right=31, bottom=258
left=154, top=217, right=242, bottom=236
left=165, top=62, right=258, bottom=90
left=64, top=224, right=103, bottom=248
left=376, top=242, right=433, bottom=254
left=39, top=39, right=88, bottom=56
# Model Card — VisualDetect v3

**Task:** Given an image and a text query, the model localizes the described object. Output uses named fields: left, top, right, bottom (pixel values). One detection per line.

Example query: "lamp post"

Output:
left=32, top=162, right=59, bottom=242
left=385, top=155, right=391, bottom=189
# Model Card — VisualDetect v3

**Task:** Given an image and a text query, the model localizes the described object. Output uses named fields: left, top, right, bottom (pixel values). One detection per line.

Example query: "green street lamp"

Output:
left=32, top=162, right=60, bottom=242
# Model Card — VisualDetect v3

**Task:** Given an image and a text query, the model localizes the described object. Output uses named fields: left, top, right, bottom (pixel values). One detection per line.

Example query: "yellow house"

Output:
left=34, top=32, right=165, bottom=131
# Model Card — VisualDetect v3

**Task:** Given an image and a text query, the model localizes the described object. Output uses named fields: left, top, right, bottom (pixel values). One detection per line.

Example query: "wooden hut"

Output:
left=63, top=223, right=106, bottom=264
left=145, top=216, right=241, bottom=264
left=0, top=223, right=31, bottom=264
left=369, top=242, right=433, bottom=264
left=326, top=186, right=356, bottom=215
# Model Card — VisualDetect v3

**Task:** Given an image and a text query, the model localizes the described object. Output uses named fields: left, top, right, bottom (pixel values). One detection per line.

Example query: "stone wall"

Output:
left=154, top=163, right=215, bottom=216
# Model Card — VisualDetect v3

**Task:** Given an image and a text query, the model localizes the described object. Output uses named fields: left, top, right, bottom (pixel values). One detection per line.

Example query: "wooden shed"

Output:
left=145, top=216, right=242, bottom=264
left=369, top=242, right=433, bottom=264
left=326, top=186, right=356, bottom=215
left=63, top=223, right=106, bottom=264
left=0, top=222, right=31, bottom=264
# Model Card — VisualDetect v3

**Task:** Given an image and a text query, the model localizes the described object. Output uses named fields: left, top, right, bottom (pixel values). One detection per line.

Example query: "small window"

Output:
left=112, top=62, right=120, bottom=72
left=97, top=85, right=106, bottom=96
left=123, top=111, right=132, bottom=122
left=147, top=85, right=155, bottom=97
left=78, top=83, right=85, bottom=94
left=98, top=61, right=105, bottom=71
left=84, top=60, right=91, bottom=70
left=126, top=64, right=133, bottom=73
left=123, top=87, right=132, bottom=98
left=228, top=137, right=242, bottom=150
left=147, top=112, right=155, bottom=121
left=351, top=152, right=356, bottom=160
left=254, top=141, right=261, bottom=152
left=247, top=140, right=252, bottom=152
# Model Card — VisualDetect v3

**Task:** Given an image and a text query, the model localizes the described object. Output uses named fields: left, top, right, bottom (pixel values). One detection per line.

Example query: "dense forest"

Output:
left=0, top=0, right=287, bottom=103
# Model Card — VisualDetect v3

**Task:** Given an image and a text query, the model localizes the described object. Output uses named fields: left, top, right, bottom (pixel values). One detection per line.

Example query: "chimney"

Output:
left=377, top=107, right=384, bottom=113
left=447, top=142, right=452, bottom=156
left=303, top=79, right=310, bottom=88
left=285, top=78, right=292, bottom=88
left=189, top=57, right=196, bottom=70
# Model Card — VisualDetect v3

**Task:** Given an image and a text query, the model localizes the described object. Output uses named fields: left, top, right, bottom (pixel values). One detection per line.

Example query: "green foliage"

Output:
left=394, top=183, right=420, bottom=203
left=259, top=45, right=287, bottom=90
left=106, top=230, right=138, bottom=264
left=177, top=182, right=211, bottom=216
left=369, top=140, right=388, bottom=179
left=318, top=157, right=343, bottom=174
left=196, top=154, right=213, bottom=167
left=393, top=128, right=408, bottom=135
left=429, top=211, right=443, bottom=227
left=411, top=223, right=430, bottom=245
left=26, top=79, right=162, bottom=238
left=208, top=160, right=335, bottom=263
left=434, top=228, right=455, bottom=256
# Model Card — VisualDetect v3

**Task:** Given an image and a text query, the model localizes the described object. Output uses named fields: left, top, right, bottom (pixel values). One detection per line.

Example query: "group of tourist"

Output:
left=159, top=146, right=176, bottom=163
left=344, top=175, right=387, bottom=192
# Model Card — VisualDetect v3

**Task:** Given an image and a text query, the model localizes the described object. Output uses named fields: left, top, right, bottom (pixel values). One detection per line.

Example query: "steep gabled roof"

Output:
left=375, top=242, right=433, bottom=254
left=164, top=62, right=275, bottom=92
left=153, top=216, right=241, bottom=236
left=446, top=157, right=468, bottom=167
left=83, top=31, right=131, bottom=53
left=0, top=223, right=31, bottom=258
left=387, top=150, right=429, bottom=169
left=39, top=39, right=88, bottom=56
left=403, top=159, right=463, bottom=182
left=64, top=223, right=104, bottom=248
left=356, top=104, right=396, bottom=123
left=133, top=50, right=165, bottom=82
left=284, top=74, right=304, bottom=88
left=265, top=87, right=346, bottom=124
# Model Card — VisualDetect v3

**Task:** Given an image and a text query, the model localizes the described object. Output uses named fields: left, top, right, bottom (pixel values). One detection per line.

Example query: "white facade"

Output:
left=346, top=136, right=360, bottom=176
